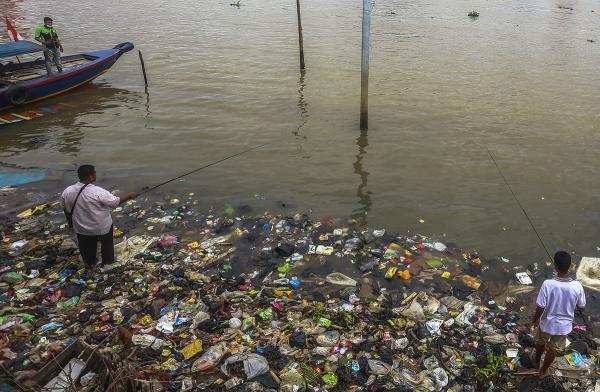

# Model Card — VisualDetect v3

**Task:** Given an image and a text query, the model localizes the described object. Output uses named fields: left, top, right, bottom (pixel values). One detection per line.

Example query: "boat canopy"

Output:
left=0, top=41, right=42, bottom=59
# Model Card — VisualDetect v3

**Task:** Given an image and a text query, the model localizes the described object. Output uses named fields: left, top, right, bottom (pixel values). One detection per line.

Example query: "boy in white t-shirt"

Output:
left=530, top=251, right=586, bottom=376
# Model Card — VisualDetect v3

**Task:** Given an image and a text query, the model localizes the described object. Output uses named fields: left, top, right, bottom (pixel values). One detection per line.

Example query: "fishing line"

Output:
left=139, top=142, right=270, bottom=195
left=487, top=149, right=590, bottom=326
left=486, top=148, right=553, bottom=262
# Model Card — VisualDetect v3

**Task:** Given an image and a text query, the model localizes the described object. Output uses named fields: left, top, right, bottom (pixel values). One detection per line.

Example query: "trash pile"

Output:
left=0, top=195, right=599, bottom=391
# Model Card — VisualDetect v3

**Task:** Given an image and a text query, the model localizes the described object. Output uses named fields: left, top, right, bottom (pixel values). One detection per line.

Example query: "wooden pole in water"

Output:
left=138, top=50, right=148, bottom=87
left=296, top=0, right=305, bottom=70
left=360, top=0, right=371, bottom=130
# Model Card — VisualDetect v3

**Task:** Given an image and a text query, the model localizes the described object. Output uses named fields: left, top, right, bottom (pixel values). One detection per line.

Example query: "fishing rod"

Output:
left=139, top=142, right=269, bottom=195
left=486, top=148, right=589, bottom=325
left=486, top=147, right=553, bottom=262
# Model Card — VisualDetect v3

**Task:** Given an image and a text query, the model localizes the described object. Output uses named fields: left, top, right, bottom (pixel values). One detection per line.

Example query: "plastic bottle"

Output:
left=192, top=342, right=227, bottom=371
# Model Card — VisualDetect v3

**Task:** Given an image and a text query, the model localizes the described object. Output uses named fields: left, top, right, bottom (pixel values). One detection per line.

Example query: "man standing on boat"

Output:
left=34, top=17, right=63, bottom=75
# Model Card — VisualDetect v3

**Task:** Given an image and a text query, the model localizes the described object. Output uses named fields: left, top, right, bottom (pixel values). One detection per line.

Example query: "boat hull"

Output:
left=0, top=44, right=132, bottom=111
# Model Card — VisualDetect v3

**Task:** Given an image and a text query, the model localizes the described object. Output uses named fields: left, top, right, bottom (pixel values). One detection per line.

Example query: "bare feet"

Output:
left=533, top=343, right=546, bottom=370
left=84, top=265, right=95, bottom=275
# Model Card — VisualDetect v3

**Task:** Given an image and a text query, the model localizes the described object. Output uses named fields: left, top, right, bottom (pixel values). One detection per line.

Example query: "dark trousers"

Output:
left=76, top=226, right=114, bottom=267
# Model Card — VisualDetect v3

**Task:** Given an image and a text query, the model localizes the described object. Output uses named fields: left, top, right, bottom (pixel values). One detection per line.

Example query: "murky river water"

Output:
left=1, top=0, right=600, bottom=266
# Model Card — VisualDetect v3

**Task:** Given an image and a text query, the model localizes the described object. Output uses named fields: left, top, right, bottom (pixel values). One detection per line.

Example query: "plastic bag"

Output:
left=325, top=273, right=357, bottom=286
left=462, top=275, right=481, bottom=289
left=394, top=369, right=434, bottom=390
left=224, top=377, right=243, bottom=390
left=192, top=342, right=227, bottom=371
left=393, top=337, right=409, bottom=350
left=576, top=257, right=600, bottom=291
left=132, top=334, right=165, bottom=350
left=432, top=367, right=448, bottom=390
left=423, top=356, right=439, bottom=370
left=483, top=334, right=505, bottom=344
left=279, top=370, right=306, bottom=392
left=433, top=242, right=447, bottom=252
left=80, top=372, right=97, bottom=387
left=220, top=353, right=269, bottom=380
left=155, top=310, right=178, bottom=334
left=423, top=297, right=441, bottom=315
left=316, top=330, right=340, bottom=347
left=115, top=235, right=157, bottom=264
left=190, top=310, right=210, bottom=331
left=455, top=303, right=478, bottom=326
left=312, top=346, right=332, bottom=356
left=158, top=235, right=179, bottom=248
left=229, top=317, right=242, bottom=329
left=426, top=319, right=444, bottom=335
left=399, top=300, right=425, bottom=321
left=290, top=330, right=307, bottom=348
left=368, top=359, right=392, bottom=375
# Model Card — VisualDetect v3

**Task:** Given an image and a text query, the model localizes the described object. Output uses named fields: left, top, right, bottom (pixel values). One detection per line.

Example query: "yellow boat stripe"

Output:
left=10, top=113, right=31, bottom=120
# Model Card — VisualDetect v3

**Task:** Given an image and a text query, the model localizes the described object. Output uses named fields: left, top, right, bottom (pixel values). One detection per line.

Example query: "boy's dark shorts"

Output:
left=535, top=328, right=567, bottom=351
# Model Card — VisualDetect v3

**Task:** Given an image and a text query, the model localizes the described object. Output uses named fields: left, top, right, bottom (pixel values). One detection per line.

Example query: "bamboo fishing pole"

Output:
left=486, top=148, right=553, bottom=261
left=139, top=142, right=269, bottom=195
left=486, top=148, right=588, bottom=325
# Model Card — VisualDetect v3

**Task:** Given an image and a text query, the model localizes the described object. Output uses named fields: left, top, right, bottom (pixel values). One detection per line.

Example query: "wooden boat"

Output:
left=0, top=40, right=133, bottom=111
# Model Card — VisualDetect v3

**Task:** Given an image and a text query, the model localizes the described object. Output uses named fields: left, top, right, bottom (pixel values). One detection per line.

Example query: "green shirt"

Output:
left=35, top=25, right=60, bottom=49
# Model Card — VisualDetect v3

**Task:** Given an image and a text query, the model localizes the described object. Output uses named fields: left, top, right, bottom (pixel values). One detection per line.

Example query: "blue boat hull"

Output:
left=0, top=43, right=133, bottom=111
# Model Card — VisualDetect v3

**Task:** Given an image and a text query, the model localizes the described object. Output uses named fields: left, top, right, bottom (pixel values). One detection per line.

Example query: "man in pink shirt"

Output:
left=530, top=251, right=586, bottom=376
left=61, top=165, right=138, bottom=270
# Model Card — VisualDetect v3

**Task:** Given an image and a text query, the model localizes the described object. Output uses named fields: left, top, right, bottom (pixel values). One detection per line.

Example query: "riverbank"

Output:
left=0, top=191, right=598, bottom=391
